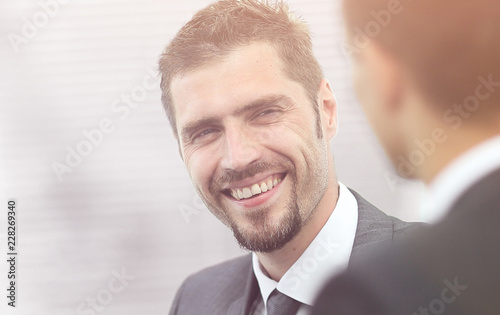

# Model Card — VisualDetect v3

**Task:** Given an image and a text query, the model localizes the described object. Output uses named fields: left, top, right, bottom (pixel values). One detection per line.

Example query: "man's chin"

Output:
left=232, top=229, right=292, bottom=253
left=229, top=213, right=302, bottom=253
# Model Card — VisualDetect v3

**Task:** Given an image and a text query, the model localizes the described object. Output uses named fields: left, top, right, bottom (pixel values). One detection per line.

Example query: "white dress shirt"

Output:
left=421, top=135, right=500, bottom=223
left=251, top=182, right=358, bottom=315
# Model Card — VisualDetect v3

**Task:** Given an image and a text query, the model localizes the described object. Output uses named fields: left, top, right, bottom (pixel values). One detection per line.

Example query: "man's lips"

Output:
left=223, top=173, right=286, bottom=201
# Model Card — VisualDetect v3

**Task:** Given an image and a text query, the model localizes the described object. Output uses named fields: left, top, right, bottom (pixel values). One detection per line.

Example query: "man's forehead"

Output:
left=171, top=42, right=284, bottom=91
left=170, top=42, right=289, bottom=116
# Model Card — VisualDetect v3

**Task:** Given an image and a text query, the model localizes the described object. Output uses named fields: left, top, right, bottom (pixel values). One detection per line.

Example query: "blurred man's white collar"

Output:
left=421, top=134, right=500, bottom=223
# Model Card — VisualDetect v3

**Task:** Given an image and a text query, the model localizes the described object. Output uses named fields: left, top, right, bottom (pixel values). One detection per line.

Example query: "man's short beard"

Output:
left=230, top=188, right=303, bottom=253
left=204, top=153, right=324, bottom=253
left=206, top=158, right=304, bottom=252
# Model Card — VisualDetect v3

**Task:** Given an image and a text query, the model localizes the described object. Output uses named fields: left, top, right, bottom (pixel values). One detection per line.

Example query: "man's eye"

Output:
left=254, top=108, right=282, bottom=122
left=259, top=109, right=276, bottom=116
left=194, top=129, right=217, bottom=140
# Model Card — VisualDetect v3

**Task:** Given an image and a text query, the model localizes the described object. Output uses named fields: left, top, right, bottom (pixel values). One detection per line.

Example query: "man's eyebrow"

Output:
left=233, top=94, right=293, bottom=116
left=180, top=117, right=220, bottom=142
left=180, top=94, right=293, bottom=142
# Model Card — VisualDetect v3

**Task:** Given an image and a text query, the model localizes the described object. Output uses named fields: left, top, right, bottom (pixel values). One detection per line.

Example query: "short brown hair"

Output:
left=343, top=0, right=500, bottom=110
left=158, top=0, right=323, bottom=138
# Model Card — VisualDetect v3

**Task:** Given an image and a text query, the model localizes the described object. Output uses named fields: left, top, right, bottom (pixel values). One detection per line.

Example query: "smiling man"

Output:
left=159, top=1, right=417, bottom=314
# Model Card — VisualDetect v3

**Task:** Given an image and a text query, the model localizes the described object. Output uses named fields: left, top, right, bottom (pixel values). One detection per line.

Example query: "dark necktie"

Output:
left=266, top=289, right=302, bottom=315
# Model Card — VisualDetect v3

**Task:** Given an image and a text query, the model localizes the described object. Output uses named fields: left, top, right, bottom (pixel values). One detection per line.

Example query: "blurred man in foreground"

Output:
left=158, top=1, right=417, bottom=314
left=313, top=0, right=500, bottom=314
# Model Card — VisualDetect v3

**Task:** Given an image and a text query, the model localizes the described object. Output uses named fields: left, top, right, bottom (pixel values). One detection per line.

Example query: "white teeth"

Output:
left=260, top=182, right=268, bottom=192
left=231, top=190, right=238, bottom=200
left=267, top=179, right=273, bottom=190
left=242, top=188, right=252, bottom=198
left=251, top=184, right=261, bottom=195
left=229, top=176, right=283, bottom=200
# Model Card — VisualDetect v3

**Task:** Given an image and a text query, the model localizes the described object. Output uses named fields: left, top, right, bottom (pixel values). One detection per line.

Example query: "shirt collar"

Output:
left=252, top=182, right=358, bottom=306
left=422, top=134, right=500, bottom=223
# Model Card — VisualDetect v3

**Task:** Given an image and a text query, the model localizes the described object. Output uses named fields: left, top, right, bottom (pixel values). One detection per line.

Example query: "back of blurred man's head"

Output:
left=342, top=0, right=500, bottom=180
left=344, top=0, right=500, bottom=109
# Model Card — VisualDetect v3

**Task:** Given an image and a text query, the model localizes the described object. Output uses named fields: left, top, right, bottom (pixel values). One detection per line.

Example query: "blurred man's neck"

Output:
left=418, top=120, right=500, bottom=184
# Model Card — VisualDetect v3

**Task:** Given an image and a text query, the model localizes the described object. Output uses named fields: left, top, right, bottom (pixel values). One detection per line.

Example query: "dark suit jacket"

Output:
left=312, top=169, right=500, bottom=315
left=169, top=189, right=419, bottom=315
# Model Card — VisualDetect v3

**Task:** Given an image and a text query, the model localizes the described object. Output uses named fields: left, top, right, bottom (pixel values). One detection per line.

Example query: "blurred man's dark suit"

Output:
left=169, top=189, right=420, bottom=315
left=313, top=168, right=500, bottom=315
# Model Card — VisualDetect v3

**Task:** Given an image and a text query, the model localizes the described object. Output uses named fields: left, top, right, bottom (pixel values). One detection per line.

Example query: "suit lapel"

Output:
left=226, top=256, right=259, bottom=315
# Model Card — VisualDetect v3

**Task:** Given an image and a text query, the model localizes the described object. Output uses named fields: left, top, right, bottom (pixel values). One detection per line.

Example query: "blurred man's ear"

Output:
left=361, top=41, right=404, bottom=114
left=319, top=79, right=338, bottom=140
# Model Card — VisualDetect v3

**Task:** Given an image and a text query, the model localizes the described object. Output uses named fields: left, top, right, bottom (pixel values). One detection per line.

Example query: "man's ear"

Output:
left=361, top=41, right=404, bottom=113
left=318, top=79, right=338, bottom=140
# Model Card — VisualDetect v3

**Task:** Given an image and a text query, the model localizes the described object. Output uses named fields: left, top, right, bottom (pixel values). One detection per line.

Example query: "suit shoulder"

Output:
left=349, top=188, right=423, bottom=233
left=348, top=188, right=424, bottom=254
left=170, top=254, right=252, bottom=315
left=183, top=254, right=252, bottom=288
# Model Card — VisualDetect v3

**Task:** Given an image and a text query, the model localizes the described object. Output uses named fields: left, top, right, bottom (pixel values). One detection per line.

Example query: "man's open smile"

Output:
left=225, top=173, right=285, bottom=200
left=221, top=173, right=287, bottom=208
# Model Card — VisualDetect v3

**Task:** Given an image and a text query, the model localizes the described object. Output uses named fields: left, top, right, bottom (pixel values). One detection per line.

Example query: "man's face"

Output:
left=171, top=43, right=332, bottom=252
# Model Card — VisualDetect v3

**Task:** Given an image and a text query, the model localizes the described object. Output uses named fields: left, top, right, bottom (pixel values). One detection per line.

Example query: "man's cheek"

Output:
left=186, top=163, right=210, bottom=196
left=253, top=124, right=285, bottom=143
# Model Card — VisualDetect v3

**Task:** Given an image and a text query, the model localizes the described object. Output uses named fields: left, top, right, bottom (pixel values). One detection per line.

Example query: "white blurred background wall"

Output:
left=0, top=0, right=424, bottom=314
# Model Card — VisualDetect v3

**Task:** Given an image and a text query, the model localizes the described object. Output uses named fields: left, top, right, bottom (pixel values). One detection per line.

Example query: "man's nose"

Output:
left=220, top=125, right=262, bottom=171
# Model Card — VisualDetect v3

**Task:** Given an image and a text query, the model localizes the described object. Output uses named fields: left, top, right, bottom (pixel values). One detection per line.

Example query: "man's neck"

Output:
left=254, top=180, right=339, bottom=282
left=418, top=124, right=500, bottom=184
